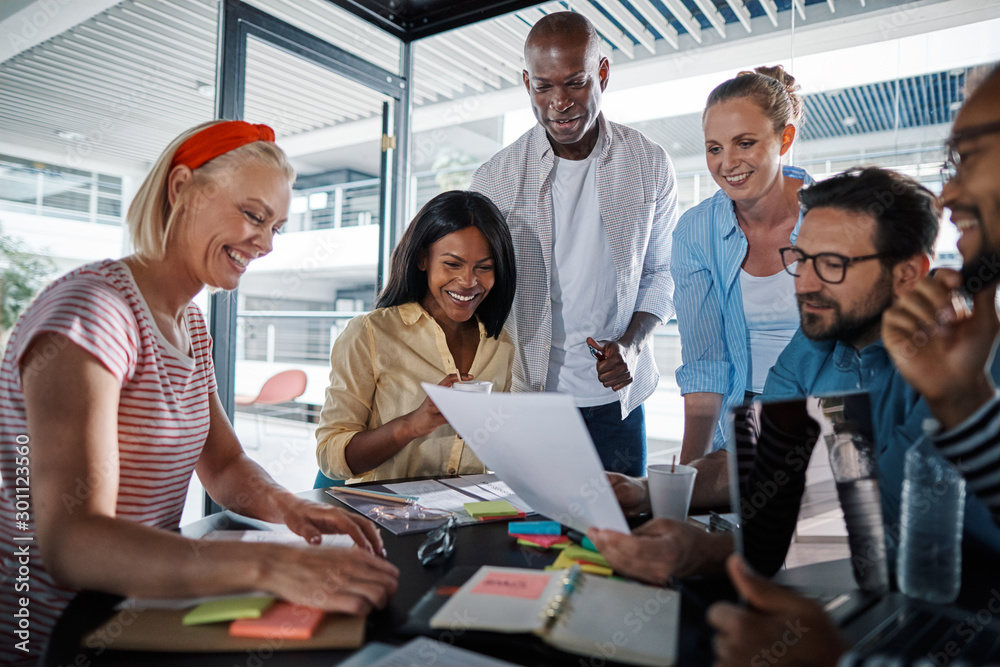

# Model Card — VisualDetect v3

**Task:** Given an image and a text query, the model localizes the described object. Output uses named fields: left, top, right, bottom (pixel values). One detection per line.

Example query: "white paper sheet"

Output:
left=422, top=386, right=629, bottom=534
left=444, top=474, right=534, bottom=513
left=367, top=637, right=518, bottom=667
left=381, top=479, right=480, bottom=514
left=439, top=476, right=505, bottom=501
left=223, top=530, right=354, bottom=547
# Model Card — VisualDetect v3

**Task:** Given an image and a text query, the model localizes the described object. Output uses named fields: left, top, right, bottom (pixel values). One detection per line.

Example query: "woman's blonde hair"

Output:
left=127, top=120, right=296, bottom=261
left=704, top=64, right=804, bottom=132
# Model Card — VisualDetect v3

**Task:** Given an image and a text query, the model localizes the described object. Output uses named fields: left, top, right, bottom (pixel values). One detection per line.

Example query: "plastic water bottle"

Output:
left=828, top=427, right=889, bottom=594
left=897, top=421, right=966, bottom=604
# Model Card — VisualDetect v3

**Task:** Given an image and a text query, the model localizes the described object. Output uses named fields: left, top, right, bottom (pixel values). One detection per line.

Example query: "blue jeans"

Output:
left=579, top=401, right=646, bottom=476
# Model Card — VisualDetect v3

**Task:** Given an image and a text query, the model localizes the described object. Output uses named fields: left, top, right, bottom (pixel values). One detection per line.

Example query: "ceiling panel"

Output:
left=0, top=0, right=985, bottom=173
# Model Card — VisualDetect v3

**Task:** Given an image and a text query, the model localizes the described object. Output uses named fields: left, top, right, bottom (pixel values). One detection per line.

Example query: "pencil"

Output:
left=330, top=487, right=418, bottom=505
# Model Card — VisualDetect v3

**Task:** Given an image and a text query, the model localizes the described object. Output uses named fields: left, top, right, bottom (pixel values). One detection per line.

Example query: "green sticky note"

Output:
left=464, top=500, right=519, bottom=518
left=182, top=596, right=275, bottom=626
left=563, top=545, right=610, bottom=568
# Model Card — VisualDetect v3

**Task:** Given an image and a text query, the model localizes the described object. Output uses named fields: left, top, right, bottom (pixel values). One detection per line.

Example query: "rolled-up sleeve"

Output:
left=634, top=151, right=678, bottom=323
left=672, top=211, right=730, bottom=396
left=315, top=316, right=376, bottom=479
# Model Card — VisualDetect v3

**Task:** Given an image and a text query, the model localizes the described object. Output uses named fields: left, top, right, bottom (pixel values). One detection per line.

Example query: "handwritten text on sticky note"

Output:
left=471, top=571, right=550, bottom=599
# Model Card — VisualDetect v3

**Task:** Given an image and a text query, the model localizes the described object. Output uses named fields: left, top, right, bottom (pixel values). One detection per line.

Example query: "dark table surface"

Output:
left=43, top=487, right=732, bottom=666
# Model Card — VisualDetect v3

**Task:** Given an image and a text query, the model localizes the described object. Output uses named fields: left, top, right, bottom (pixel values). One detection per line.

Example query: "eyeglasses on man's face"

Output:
left=941, top=119, right=1000, bottom=183
left=779, top=246, right=885, bottom=285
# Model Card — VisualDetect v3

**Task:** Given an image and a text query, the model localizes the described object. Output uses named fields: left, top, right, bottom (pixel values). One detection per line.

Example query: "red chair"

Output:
left=235, top=370, right=308, bottom=449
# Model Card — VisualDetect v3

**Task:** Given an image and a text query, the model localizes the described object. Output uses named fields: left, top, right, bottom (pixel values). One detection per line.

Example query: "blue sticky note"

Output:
left=507, top=520, right=561, bottom=535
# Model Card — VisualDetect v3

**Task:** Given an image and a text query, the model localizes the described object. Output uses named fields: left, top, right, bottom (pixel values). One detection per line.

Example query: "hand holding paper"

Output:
left=421, top=385, right=629, bottom=535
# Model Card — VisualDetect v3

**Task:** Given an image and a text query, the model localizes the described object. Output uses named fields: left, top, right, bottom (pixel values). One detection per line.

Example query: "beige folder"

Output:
left=82, top=606, right=364, bottom=652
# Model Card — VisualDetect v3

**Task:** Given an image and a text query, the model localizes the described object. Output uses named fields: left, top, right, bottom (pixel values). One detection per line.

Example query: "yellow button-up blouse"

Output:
left=316, top=302, right=514, bottom=482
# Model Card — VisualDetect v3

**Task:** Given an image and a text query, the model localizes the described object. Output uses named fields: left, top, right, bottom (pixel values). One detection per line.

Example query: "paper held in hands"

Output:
left=420, top=385, right=629, bottom=534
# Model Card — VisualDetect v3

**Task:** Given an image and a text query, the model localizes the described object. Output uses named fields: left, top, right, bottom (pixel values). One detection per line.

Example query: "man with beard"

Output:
left=698, top=66, right=1000, bottom=667
left=883, top=64, right=1000, bottom=529
left=592, top=166, right=1000, bottom=583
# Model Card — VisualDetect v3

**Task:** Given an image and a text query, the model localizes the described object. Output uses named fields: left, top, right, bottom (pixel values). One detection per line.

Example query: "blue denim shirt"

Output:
left=673, top=165, right=813, bottom=450
left=763, top=330, right=1000, bottom=555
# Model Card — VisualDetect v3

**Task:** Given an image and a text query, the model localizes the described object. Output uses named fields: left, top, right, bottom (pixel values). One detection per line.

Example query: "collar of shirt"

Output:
left=718, top=164, right=814, bottom=242
left=530, top=113, right=612, bottom=170
left=397, top=301, right=487, bottom=339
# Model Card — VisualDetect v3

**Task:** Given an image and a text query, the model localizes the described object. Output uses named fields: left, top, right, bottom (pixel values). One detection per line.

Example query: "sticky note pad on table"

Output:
left=470, top=569, right=551, bottom=599
left=515, top=534, right=570, bottom=549
left=182, top=596, right=274, bottom=626
left=563, top=545, right=610, bottom=568
left=229, top=601, right=325, bottom=639
left=551, top=550, right=578, bottom=570
left=464, top=500, right=519, bottom=518
left=507, top=520, right=560, bottom=535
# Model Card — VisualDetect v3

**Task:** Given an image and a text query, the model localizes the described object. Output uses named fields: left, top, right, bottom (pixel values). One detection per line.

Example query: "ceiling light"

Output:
left=840, top=116, right=858, bottom=127
left=196, top=82, right=216, bottom=98
left=55, top=130, right=86, bottom=141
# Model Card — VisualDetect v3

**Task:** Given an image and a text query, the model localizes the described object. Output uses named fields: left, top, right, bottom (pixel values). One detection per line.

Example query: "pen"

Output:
left=330, top=487, right=418, bottom=505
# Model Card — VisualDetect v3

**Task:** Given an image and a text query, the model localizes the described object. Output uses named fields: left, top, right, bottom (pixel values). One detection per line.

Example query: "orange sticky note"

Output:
left=228, top=601, right=325, bottom=640
left=471, top=570, right=551, bottom=600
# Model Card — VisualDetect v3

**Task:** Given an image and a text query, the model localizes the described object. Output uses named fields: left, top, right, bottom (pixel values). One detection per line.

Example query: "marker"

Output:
left=565, top=528, right=598, bottom=552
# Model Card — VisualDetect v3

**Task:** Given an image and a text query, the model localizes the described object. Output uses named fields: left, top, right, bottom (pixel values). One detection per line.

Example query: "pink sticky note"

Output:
left=471, top=571, right=551, bottom=600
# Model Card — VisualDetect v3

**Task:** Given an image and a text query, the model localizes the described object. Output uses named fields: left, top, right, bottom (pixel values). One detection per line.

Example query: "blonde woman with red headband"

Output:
left=0, top=121, right=398, bottom=664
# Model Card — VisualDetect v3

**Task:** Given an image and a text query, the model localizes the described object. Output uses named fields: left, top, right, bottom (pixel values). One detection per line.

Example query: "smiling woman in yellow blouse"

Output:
left=316, top=190, right=516, bottom=482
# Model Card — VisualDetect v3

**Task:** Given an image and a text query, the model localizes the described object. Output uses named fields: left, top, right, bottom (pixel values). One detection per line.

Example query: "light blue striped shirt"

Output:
left=673, top=165, right=813, bottom=449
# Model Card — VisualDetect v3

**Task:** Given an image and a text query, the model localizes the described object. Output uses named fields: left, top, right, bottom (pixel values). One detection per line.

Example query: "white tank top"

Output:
left=546, top=129, right=618, bottom=407
left=740, top=268, right=798, bottom=393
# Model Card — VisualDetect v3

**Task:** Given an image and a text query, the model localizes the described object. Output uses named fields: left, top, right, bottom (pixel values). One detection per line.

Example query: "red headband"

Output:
left=171, top=121, right=276, bottom=170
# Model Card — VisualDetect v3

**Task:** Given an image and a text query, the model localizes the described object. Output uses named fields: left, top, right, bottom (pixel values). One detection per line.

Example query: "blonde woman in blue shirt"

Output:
left=674, top=66, right=812, bottom=465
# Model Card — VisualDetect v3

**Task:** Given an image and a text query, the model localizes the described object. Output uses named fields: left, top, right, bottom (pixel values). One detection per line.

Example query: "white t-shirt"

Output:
left=740, top=268, right=799, bottom=393
left=546, top=135, right=619, bottom=407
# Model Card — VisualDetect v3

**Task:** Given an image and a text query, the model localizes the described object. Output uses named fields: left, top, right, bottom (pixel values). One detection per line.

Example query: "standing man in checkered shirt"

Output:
left=471, top=11, right=678, bottom=475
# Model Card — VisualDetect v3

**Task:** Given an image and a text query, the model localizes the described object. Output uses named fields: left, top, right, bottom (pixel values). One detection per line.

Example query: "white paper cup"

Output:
left=451, top=380, right=493, bottom=394
left=647, top=464, right=698, bottom=521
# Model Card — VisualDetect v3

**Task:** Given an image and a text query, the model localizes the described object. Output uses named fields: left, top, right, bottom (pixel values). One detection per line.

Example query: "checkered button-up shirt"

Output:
left=471, top=114, right=678, bottom=417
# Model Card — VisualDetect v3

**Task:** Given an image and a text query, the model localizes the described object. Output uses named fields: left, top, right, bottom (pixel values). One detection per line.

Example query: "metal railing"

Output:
left=0, top=155, right=123, bottom=226
left=237, top=309, right=681, bottom=369
left=288, top=179, right=381, bottom=233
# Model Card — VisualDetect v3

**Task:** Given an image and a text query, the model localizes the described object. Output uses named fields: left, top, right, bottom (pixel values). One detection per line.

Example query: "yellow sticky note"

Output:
left=182, top=596, right=275, bottom=626
left=563, top=545, right=610, bottom=568
left=464, top=500, right=520, bottom=518
left=580, top=563, right=614, bottom=577
left=551, top=551, right=578, bottom=570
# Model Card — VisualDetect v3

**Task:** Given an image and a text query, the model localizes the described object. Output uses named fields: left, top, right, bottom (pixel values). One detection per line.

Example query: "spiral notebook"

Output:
left=429, top=565, right=678, bottom=667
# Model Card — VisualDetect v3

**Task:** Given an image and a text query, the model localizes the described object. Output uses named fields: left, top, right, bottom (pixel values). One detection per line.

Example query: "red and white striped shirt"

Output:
left=0, top=259, right=216, bottom=663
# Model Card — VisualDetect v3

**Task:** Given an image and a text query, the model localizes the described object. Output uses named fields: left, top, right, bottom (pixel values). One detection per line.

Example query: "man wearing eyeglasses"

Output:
left=592, top=68, right=1000, bottom=667
left=883, top=65, right=1000, bottom=534
left=594, top=165, right=1000, bottom=583
left=691, top=67, right=1000, bottom=667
